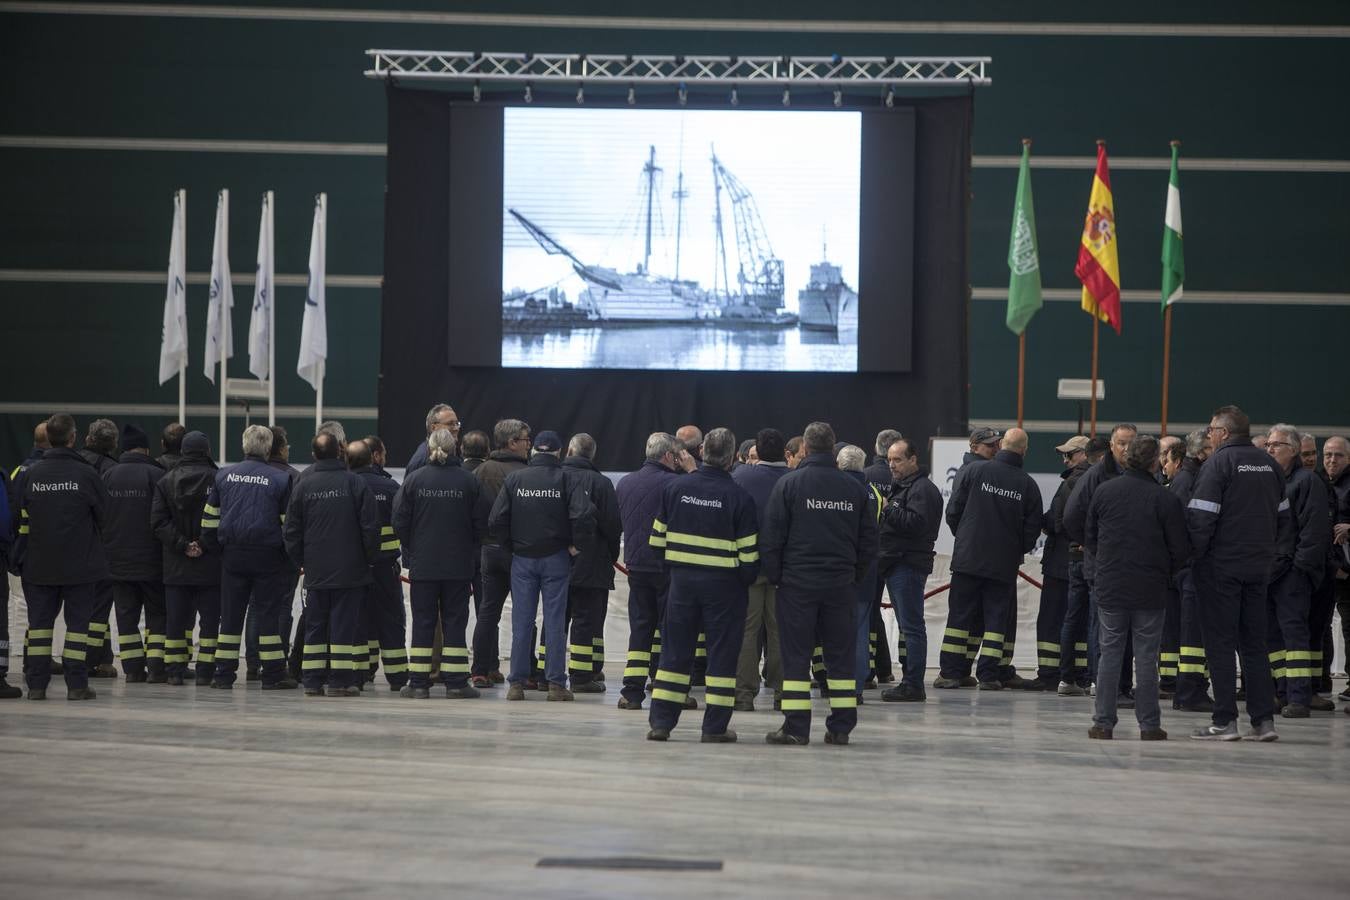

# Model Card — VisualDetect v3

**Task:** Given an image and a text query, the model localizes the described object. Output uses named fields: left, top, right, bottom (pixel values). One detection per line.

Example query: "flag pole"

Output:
left=1089, top=316, right=1099, bottom=437
left=1017, top=331, right=1026, bottom=429
left=177, top=189, right=187, bottom=425
left=315, top=192, right=326, bottom=431
left=218, top=189, right=229, bottom=462
left=1161, top=305, right=1173, bottom=437
left=266, top=190, right=276, bottom=426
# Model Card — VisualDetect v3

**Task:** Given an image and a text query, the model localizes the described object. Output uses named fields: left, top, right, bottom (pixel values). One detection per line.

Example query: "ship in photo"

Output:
left=797, top=251, right=858, bottom=332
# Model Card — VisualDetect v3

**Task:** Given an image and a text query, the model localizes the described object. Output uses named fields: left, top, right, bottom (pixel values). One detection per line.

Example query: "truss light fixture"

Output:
left=627, top=85, right=636, bottom=105
left=730, top=87, right=738, bottom=107
left=524, top=82, right=533, bottom=104
left=885, top=87, right=895, bottom=108
left=678, top=82, right=688, bottom=106
left=833, top=89, right=843, bottom=108
left=782, top=88, right=790, bottom=107
left=473, top=80, right=481, bottom=103
left=576, top=83, right=584, bottom=104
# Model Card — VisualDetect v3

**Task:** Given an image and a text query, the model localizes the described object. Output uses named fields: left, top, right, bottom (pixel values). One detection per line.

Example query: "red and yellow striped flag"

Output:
left=1075, top=142, right=1122, bottom=334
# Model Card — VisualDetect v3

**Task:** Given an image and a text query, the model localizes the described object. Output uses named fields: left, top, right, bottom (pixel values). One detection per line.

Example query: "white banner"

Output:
left=203, top=190, right=234, bottom=383
left=297, top=194, right=327, bottom=391
left=247, top=192, right=273, bottom=381
left=157, top=191, right=188, bottom=385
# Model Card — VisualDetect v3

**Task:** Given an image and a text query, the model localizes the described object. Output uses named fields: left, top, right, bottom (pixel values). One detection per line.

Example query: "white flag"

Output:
left=297, top=195, right=327, bottom=390
left=247, top=193, right=273, bottom=381
left=203, top=191, right=234, bottom=383
left=157, top=192, right=188, bottom=385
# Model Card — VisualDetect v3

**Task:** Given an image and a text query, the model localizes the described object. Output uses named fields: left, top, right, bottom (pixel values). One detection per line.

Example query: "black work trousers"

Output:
left=1035, top=573, right=1069, bottom=685
left=471, top=545, right=510, bottom=677
left=409, top=579, right=471, bottom=689
left=22, top=581, right=94, bottom=691
left=1197, top=562, right=1275, bottom=728
left=648, top=569, right=746, bottom=736
left=621, top=569, right=668, bottom=705
left=939, top=573, right=1011, bottom=683
left=776, top=582, right=857, bottom=740
left=112, top=580, right=166, bottom=677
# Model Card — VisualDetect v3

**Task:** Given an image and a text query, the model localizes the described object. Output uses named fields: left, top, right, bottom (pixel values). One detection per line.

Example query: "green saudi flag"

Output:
left=1161, top=143, right=1185, bottom=309
left=1005, top=142, right=1042, bottom=335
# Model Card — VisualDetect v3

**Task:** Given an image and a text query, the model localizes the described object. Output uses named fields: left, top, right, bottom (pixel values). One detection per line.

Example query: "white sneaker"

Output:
left=1190, top=721, right=1241, bottom=741
left=1057, top=681, right=1086, bottom=697
left=1242, top=720, right=1279, bottom=742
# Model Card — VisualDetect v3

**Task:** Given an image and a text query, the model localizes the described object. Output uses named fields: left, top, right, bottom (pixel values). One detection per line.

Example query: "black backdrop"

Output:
left=380, top=84, right=971, bottom=470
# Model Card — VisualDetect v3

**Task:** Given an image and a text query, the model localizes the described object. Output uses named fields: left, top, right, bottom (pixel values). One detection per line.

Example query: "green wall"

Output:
left=3, top=1, right=1347, bottom=465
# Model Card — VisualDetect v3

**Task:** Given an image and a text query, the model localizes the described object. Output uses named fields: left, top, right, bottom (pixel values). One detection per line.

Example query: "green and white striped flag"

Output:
left=1161, top=143, right=1184, bottom=309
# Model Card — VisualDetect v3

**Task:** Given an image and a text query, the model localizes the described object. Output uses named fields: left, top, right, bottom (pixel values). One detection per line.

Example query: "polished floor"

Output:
left=2, top=669, right=1347, bottom=898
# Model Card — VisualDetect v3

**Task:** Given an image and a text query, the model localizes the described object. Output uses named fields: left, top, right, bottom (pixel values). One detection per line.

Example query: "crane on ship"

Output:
left=710, top=147, right=786, bottom=311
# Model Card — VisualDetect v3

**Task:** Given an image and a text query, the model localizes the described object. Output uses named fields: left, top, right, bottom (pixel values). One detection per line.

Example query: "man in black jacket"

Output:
left=392, top=429, right=489, bottom=699
left=285, top=432, right=381, bottom=697
left=1168, top=429, right=1214, bottom=711
left=259, top=425, right=301, bottom=681
left=12, top=413, right=108, bottom=700
left=761, top=422, right=878, bottom=745
left=469, top=418, right=530, bottom=687
left=644, top=428, right=759, bottom=742
left=349, top=439, right=409, bottom=692
left=878, top=437, right=942, bottom=703
left=948, top=427, right=1002, bottom=680
left=151, top=431, right=221, bottom=686
left=1263, top=424, right=1331, bottom=718
left=1057, top=438, right=1105, bottom=695
left=1032, top=436, right=1087, bottom=693
left=562, top=434, right=622, bottom=693
left=79, top=418, right=120, bottom=677
left=1187, top=406, right=1286, bottom=742
left=1085, top=435, right=1191, bottom=740
left=490, top=430, right=594, bottom=701
left=937, top=428, right=1043, bottom=690
left=202, top=425, right=295, bottom=690
left=102, top=424, right=167, bottom=683
left=158, top=423, right=185, bottom=471
left=1323, top=436, right=1350, bottom=702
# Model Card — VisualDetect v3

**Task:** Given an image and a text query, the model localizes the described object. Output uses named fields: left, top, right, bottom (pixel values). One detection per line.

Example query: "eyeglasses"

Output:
left=1266, top=441, right=1294, bottom=450
left=1205, top=425, right=1227, bottom=435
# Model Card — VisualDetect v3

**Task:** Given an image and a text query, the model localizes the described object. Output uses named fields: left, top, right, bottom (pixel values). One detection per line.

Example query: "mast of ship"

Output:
left=710, top=145, right=732, bottom=303
left=672, top=156, right=688, bottom=281
left=642, top=145, right=661, bottom=275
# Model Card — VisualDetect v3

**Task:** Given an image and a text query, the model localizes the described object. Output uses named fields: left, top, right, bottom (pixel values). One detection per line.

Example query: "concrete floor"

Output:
left=2, top=674, right=1346, bottom=899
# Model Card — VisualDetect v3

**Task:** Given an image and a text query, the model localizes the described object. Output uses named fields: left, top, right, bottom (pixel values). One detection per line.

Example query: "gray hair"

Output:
left=492, top=418, right=529, bottom=450
left=1211, top=405, right=1250, bottom=437
left=645, top=431, right=680, bottom=462
left=86, top=418, right=118, bottom=454
left=1124, top=434, right=1159, bottom=473
left=1268, top=423, right=1300, bottom=448
left=567, top=433, right=597, bottom=460
left=804, top=421, right=836, bottom=456
left=425, top=403, right=455, bottom=435
left=874, top=428, right=903, bottom=458
left=837, top=445, right=866, bottom=472
left=1300, top=432, right=1317, bottom=446
left=1184, top=428, right=1207, bottom=459
left=241, top=424, right=274, bottom=458
left=702, top=428, right=737, bottom=470
left=317, top=419, right=346, bottom=445
left=428, top=427, right=458, bottom=464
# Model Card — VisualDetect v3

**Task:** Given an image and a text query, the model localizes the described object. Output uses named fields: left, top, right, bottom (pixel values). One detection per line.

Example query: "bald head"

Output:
left=1001, top=428, right=1029, bottom=455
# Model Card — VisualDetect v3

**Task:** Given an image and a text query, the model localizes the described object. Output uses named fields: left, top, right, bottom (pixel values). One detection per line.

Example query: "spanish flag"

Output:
left=1075, top=141, right=1122, bottom=334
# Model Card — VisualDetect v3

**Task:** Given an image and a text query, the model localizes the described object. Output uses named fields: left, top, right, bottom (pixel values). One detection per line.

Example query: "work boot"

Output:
left=262, top=678, right=298, bottom=691
left=1173, top=697, right=1215, bottom=713
left=547, top=683, right=574, bottom=701
left=1189, top=721, right=1240, bottom=741
left=617, top=696, right=643, bottom=710
left=683, top=695, right=699, bottom=710
left=571, top=680, right=605, bottom=694
left=90, top=664, right=118, bottom=679
left=765, top=728, right=808, bottom=746
left=146, top=671, right=167, bottom=684
left=28, top=688, right=47, bottom=700
left=733, top=698, right=755, bottom=712
left=445, top=685, right=480, bottom=699
left=1001, top=673, right=1030, bottom=690
left=1087, top=725, right=1112, bottom=740
left=1020, top=678, right=1053, bottom=692
left=1057, top=681, right=1086, bottom=696
left=1308, top=695, right=1335, bottom=712
left=506, top=683, right=526, bottom=701
left=977, top=680, right=1003, bottom=691
left=245, top=667, right=260, bottom=682
left=823, top=731, right=850, bottom=745
left=400, top=685, right=430, bottom=699
left=328, top=686, right=362, bottom=697
left=125, top=671, right=148, bottom=684
left=932, top=676, right=962, bottom=690
left=195, top=672, right=214, bottom=686
left=646, top=728, right=670, bottom=741
left=1139, top=728, right=1168, bottom=741
left=67, top=687, right=98, bottom=701
left=1280, top=703, right=1310, bottom=718
left=701, top=730, right=737, bottom=743
left=0, top=676, right=23, bottom=699
left=470, top=675, right=493, bottom=689
left=489, top=670, right=505, bottom=684
left=959, top=675, right=979, bottom=688
left=881, top=683, right=926, bottom=702
left=303, top=687, right=324, bottom=697
left=1243, top=720, right=1279, bottom=742
left=1337, top=685, right=1350, bottom=701
left=166, top=673, right=184, bottom=686
left=209, top=680, right=232, bottom=690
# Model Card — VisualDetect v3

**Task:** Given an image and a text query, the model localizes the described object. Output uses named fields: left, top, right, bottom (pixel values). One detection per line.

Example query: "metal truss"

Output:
left=364, top=51, right=991, bottom=87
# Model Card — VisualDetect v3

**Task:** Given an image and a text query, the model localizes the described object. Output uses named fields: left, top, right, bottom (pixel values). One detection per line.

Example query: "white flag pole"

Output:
left=266, top=190, right=276, bottom=426
left=315, top=192, right=326, bottom=431
left=217, top=188, right=230, bottom=462
left=175, top=189, right=187, bottom=425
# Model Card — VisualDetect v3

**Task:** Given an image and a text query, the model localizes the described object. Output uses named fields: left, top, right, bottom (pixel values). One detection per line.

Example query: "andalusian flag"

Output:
left=1161, top=142, right=1184, bottom=309
left=1074, top=142, right=1122, bottom=334
left=1005, top=141, right=1042, bottom=335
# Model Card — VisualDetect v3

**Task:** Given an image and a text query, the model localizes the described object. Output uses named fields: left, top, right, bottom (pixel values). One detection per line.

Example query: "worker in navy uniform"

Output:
left=1063, top=423, right=1137, bottom=700
left=878, top=437, right=943, bottom=703
left=392, top=429, right=488, bottom=699
left=286, top=432, right=381, bottom=697
left=615, top=433, right=685, bottom=710
left=936, top=428, right=1043, bottom=691
left=646, top=428, right=759, bottom=742
left=469, top=418, right=530, bottom=688
left=347, top=438, right=409, bottom=691
left=945, top=427, right=1001, bottom=683
left=561, top=433, right=622, bottom=692
left=200, top=425, right=296, bottom=690
left=1057, top=438, right=1105, bottom=695
left=1167, top=429, right=1214, bottom=711
left=1031, top=435, right=1088, bottom=692
left=101, top=423, right=168, bottom=683
left=1187, top=406, right=1287, bottom=742
left=4, top=422, right=50, bottom=694
left=490, top=430, right=595, bottom=702
left=79, top=418, right=120, bottom=678
left=12, top=413, right=109, bottom=700
left=151, top=431, right=221, bottom=685
left=258, top=425, right=301, bottom=681
left=760, top=421, right=878, bottom=746
left=1262, top=424, right=1331, bottom=718
left=837, top=445, right=884, bottom=699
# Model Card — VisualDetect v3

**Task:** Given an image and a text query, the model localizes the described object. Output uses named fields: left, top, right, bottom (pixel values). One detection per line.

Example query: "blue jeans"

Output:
left=1093, top=606, right=1164, bottom=730
left=885, top=563, right=928, bottom=688
left=508, top=551, right=571, bottom=686
left=855, top=562, right=878, bottom=693
left=1060, top=560, right=1091, bottom=686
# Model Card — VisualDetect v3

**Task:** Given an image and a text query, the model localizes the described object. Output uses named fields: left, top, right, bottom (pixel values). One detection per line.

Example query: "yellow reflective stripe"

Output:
left=303, top=644, right=328, bottom=653
left=203, top=504, right=220, bottom=515
left=983, top=632, right=1005, bottom=642
left=704, top=693, right=735, bottom=706
left=704, top=675, right=736, bottom=689
left=665, top=530, right=736, bottom=551
left=654, top=669, right=691, bottom=685
left=649, top=535, right=668, bottom=547
left=1036, top=642, right=1060, bottom=651
left=664, top=549, right=737, bottom=568
left=380, top=539, right=401, bottom=551
left=826, top=678, right=854, bottom=690
left=279, top=513, right=286, bottom=523
left=828, top=696, right=858, bottom=708
left=738, top=551, right=759, bottom=563
left=944, top=627, right=968, bottom=639
left=978, top=646, right=1002, bottom=658
left=651, top=519, right=667, bottom=533
left=302, top=660, right=327, bottom=669
left=940, top=643, right=967, bottom=654
left=623, top=667, right=649, bottom=677
left=1268, top=650, right=1286, bottom=661
left=1037, top=657, right=1058, bottom=666
left=257, top=650, right=286, bottom=660
left=652, top=689, right=688, bottom=704
left=1284, top=650, right=1313, bottom=660
left=569, top=644, right=591, bottom=655
left=63, top=648, right=88, bottom=660
left=380, top=525, right=395, bottom=535
left=735, top=533, right=758, bottom=548
left=200, top=520, right=220, bottom=528
left=780, top=699, right=812, bottom=710
left=1178, top=663, right=1206, bottom=673
left=627, top=650, right=651, bottom=662
left=17, top=525, right=29, bottom=534
left=782, top=680, right=812, bottom=692
left=28, top=628, right=54, bottom=639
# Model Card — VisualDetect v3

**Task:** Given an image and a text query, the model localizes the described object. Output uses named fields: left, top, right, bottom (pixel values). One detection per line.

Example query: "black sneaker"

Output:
left=209, top=681, right=232, bottom=690
left=445, top=685, right=480, bottom=699
left=304, top=687, right=324, bottom=697
left=1001, top=674, right=1030, bottom=690
left=1308, top=695, right=1335, bottom=712
left=245, top=668, right=261, bottom=682
left=262, top=678, right=299, bottom=691
left=166, top=673, right=185, bottom=686
left=328, top=686, right=362, bottom=697
left=646, top=728, right=670, bottom=741
left=1173, top=697, right=1215, bottom=713
left=1337, top=686, right=1350, bottom=702
left=1280, top=703, right=1310, bottom=718
left=823, top=731, right=850, bottom=745
left=0, top=676, right=23, bottom=699
left=700, top=730, right=737, bottom=743
left=765, top=728, right=809, bottom=746
left=571, top=680, right=605, bottom=694
left=959, top=675, right=979, bottom=688
left=1020, top=678, right=1053, bottom=692
left=616, top=696, right=643, bottom=710
left=932, top=676, right=962, bottom=690
left=977, top=681, right=1003, bottom=691
left=146, top=671, right=167, bottom=684
left=195, top=674, right=214, bottom=686
left=67, top=687, right=98, bottom=701
left=27, top=688, right=47, bottom=701
left=682, top=695, right=698, bottom=710
left=881, top=684, right=926, bottom=702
